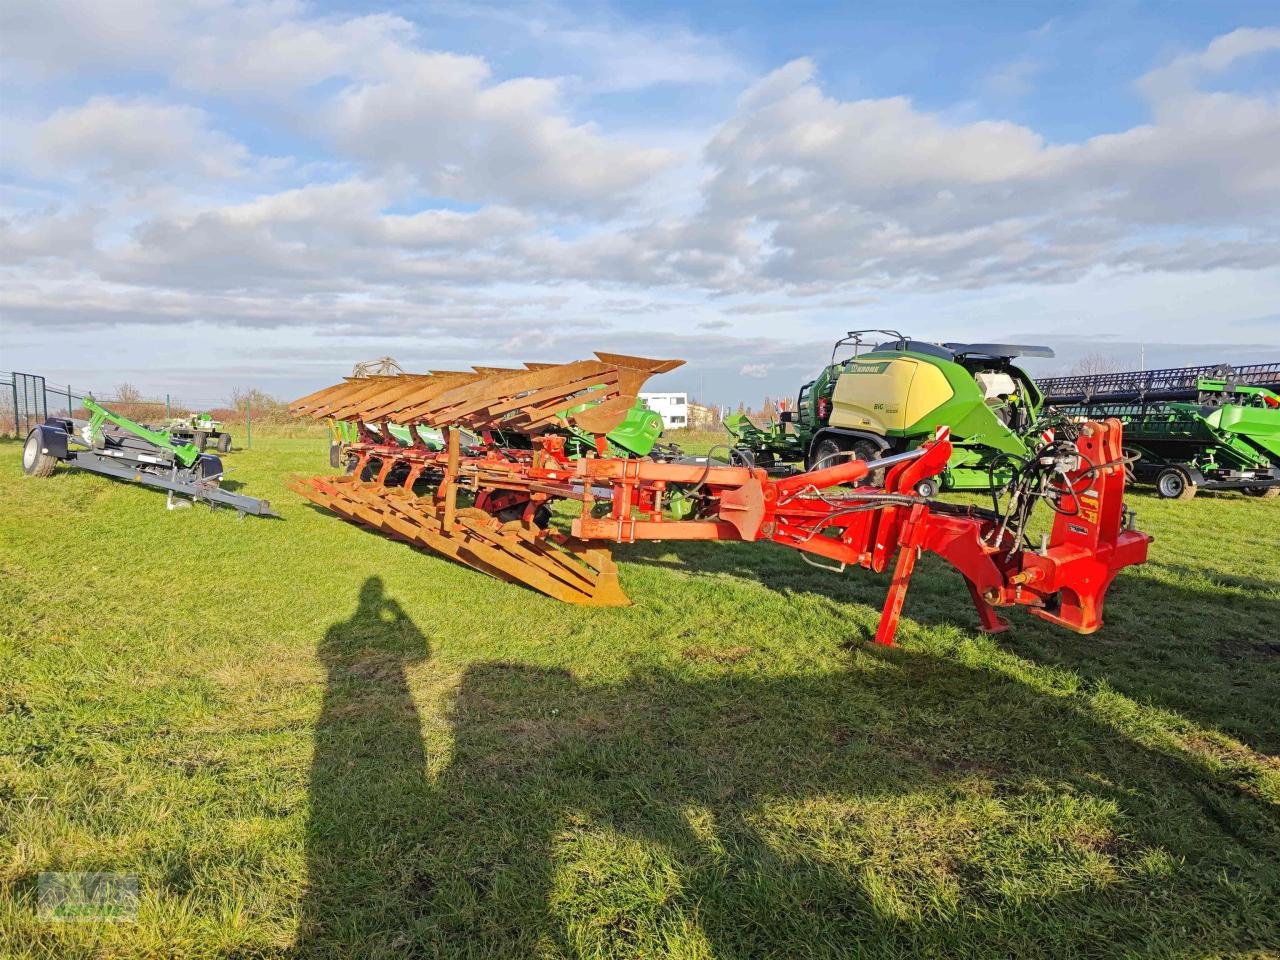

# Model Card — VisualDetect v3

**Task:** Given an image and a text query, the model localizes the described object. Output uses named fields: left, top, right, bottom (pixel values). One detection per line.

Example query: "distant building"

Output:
left=686, top=401, right=720, bottom=429
left=639, top=391, right=689, bottom=429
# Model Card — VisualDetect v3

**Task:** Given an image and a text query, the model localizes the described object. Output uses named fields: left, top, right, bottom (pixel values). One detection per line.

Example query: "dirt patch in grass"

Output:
left=681, top=644, right=752, bottom=664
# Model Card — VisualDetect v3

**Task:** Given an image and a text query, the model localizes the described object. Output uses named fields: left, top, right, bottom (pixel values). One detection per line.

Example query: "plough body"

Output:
left=291, top=355, right=1151, bottom=644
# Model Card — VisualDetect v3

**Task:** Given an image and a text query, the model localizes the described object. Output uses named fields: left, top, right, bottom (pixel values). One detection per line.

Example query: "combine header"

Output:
left=291, top=354, right=1150, bottom=645
left=22, top=397, right=275, bottom=516
left=1039, top=363, right=1280, bottom=499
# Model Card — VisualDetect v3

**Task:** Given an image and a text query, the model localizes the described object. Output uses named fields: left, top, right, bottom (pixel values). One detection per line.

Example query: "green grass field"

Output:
left=2, top=432, right=1278, bottom=959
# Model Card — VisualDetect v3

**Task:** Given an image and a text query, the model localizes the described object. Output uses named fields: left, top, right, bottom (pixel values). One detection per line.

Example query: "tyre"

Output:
left=22, top=430, right=57, bottom=478
left=914, top=478, right=939, bottom=498
left=1243, top=485, right=1280, bottom=499
left=850, top=439, right=885, bottom=486
left=194, top=430, right=208, bottom=451
left=808, top=436, right=848, bottom=471
left=1156, top=467, right=1197, bottom=500
left=217, top=432, right=232, bottom=453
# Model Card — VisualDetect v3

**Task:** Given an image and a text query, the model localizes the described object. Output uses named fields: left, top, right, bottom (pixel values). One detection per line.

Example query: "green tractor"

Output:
left=724, top=330, right=1055, bottom=494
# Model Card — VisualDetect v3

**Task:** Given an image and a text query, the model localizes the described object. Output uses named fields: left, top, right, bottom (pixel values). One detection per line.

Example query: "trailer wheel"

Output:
left=217, top=433, right=232, bottom=453
left=1156, top=467, right=1196, bottom=500
left=1244, top=485, right=1280, bottom=499
left=22, top=430, right=57, bottom=477
left=194, top=430, right=208, bottom=451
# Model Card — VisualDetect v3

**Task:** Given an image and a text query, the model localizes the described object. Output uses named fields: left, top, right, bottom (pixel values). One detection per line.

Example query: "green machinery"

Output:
left=164, top=411, right=233, bottom=453
left=724, top=330, right=1055, bottom=494
left=22, top=396, right=275, bottom=515
left=330, top=397, right=667, bottom=469
left=1038, top=363, right=1280, bottom=499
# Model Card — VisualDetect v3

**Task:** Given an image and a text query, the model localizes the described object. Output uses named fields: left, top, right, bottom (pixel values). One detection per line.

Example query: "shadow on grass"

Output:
left=297, top=576, right=431, bottom=954
left=298, top=579, right=1278, bottom=958
left=621, top=537, right=1280, bottom=755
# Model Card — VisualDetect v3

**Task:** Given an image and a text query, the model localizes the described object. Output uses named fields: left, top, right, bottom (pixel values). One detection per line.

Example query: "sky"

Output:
left=2, top=0, right=1279, bottom=406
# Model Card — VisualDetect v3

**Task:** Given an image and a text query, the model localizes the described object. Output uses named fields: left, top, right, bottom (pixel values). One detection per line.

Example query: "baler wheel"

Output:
left=851, top=440, right=885, bottom=486
left=22, top=431, right=57, bottom=478
left=1156, top=467, right=1197, bottom=500
left=809, top=436, right=848, bottom=472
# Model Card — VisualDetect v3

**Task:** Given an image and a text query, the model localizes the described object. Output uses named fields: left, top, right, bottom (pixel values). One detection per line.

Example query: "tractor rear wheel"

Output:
left=1156, top=467, right=1197, bottom=500
left=217, top=433, right=232, bottom=453
left=1243, top=485, right=1279, bottom=499
left=22, top=431, right=57, bottom=477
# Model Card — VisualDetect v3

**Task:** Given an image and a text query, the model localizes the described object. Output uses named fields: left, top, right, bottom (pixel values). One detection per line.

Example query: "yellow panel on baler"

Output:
left=829, top=357, right=953, bottom=434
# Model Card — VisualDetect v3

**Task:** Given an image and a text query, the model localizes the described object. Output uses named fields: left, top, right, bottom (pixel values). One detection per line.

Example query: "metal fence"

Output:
left=1, top=372, right=278, bottom=447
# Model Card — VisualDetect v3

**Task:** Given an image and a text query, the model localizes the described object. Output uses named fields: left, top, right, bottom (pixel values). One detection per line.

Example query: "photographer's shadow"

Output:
left=297, top=576, right=432, bottom=953
left=296, top=578, right=1279, bottom=957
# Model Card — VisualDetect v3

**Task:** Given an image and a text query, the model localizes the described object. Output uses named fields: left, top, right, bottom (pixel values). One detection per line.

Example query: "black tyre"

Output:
left=1243, top=485, right=1280, bottom=499
left=850, top=439, right=885, bottom=486
left=217, top=432, right=232, bottom=453
left=1156, top=467, right=1196, bottom=500
left=330, top=441, right=344, bottom=470
left=22, top=430, right=57, bottom=478
left=731, top=448, right=776, bottom=469
left=194, top=430, right=209, bottom=451
left=808, top=436, right=848, bottom=471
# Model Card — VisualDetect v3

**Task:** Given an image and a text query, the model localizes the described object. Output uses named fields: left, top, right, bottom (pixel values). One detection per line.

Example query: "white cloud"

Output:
left=328, top=52, right=675, bottom=211
left=1139, top=26, right=1280, bottom=100
left=680, top=43, right=1280, bottom=292
left=536, top=18, right=746, bottom=93
left=24, top=97, right=249, bottom=184
left=2, top=16, right=1278, bottom=388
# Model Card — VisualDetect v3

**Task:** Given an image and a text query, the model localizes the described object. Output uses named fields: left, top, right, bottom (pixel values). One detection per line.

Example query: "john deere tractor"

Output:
left=725, top=330, right=1055, bottom=494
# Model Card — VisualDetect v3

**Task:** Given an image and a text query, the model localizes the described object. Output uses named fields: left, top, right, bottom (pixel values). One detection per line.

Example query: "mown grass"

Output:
left=1, top=432, right=1278, bottom=959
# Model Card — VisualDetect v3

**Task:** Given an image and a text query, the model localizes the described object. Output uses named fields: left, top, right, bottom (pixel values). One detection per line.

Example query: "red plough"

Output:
left=291, top=358, right=1150, bottom=645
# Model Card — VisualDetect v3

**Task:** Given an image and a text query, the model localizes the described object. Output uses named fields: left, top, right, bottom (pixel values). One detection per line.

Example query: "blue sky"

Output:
left=1, top=1, right=1278, bottom=405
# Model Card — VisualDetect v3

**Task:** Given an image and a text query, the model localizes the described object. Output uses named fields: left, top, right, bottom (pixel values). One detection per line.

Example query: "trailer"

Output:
left=22, top=396, right=275, bottom=516
left=1038, top=363, right=1280, bottom=499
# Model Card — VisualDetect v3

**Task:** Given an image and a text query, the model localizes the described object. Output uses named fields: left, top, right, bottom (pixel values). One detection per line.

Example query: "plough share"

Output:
left=290, top=354, right=1151, bottom=645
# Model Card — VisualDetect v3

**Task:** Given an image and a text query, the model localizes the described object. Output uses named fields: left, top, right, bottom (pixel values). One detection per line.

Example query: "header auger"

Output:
left=290, top=355, right=1151, bottom=645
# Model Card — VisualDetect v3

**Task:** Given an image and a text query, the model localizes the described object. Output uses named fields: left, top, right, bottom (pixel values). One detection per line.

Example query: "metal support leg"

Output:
left=874, top=503, right=927, bottom=646
left=964, top=578, right=1010, bottom=634
left=442, top=427, right=460, bottom=529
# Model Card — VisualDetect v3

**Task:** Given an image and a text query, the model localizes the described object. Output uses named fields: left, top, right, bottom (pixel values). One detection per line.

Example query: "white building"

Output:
left=639, top=391, right=689, bottom=429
